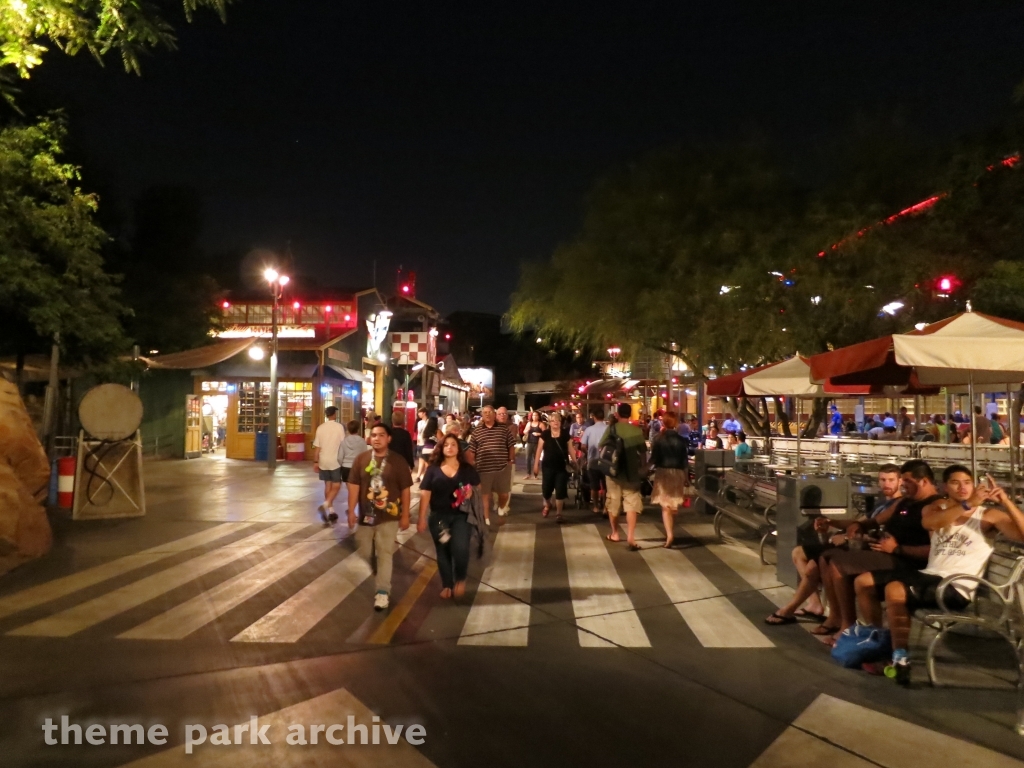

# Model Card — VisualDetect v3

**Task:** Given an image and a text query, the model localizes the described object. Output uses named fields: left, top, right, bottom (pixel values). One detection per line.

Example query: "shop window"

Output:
left=224, top=305, right=248, bottom=324
left=247, top=305, right=272, bottom=325
left=278, top=381, right=313, bottom=433
left=237, top=381, right=269, bottom=433
left=201, top=381, right=229, bottom=393
left=361, top=369, right=376, bottom=413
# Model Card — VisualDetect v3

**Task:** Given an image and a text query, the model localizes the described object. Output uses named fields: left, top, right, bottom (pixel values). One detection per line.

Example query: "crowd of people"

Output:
left=309, top=399, right=1024, bottom=688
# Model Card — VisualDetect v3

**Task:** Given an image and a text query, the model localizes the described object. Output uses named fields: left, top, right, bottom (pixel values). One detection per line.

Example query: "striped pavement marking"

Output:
left=119, top=528, right=340, bottom=640
left=367, top=561, right=439, bottom=645
left=118, top=687, right=437, bottom=767
left=680, top=523, right=783, bottom=590
left=0, top=523, right=256, bottom=621
left=749, top=693, right=1024, bottom=768
left=635, top=524, right=774, bottom=648
left=7, top=523, right=308, bottom=638
left=458, top=524, right=535, bottom=646
left=231, top=551, right=373, bottom=643
left=561, top=524, right=650, bottom=648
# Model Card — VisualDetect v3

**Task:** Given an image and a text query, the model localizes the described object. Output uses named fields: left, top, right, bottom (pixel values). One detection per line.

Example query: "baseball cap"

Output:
left=883, top=417, right=897, bottom=428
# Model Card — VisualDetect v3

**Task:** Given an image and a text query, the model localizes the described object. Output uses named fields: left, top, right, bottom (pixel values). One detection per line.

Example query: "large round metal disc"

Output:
left=79, top=384, right=143, bottom=441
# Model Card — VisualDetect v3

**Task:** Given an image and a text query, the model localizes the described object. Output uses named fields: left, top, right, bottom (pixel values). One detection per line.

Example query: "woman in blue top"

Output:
left=417, top=434, right=480, bottom=599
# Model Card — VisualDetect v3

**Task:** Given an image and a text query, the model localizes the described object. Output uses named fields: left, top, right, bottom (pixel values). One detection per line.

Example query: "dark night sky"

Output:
left=23, top=1, right=1024, bottom=314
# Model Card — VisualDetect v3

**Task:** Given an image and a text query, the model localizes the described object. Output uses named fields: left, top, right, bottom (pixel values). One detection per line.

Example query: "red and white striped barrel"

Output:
left=285, top=433, right=306, bottom=461
left=57, top=456, right=76, bottom=508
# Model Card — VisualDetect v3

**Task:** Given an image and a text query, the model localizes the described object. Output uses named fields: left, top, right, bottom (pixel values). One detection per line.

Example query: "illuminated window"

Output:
left=237, top=382, right=269, bottom=434
left=247, top=305, right=272, bottom=325
left=278, top=381, right=313, bottom=433
left=201, top=381, right=229, bottom=392
left=224, top=305, right=248, bottom=324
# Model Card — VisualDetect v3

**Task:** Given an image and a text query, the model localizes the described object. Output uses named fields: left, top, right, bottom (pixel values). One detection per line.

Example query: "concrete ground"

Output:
left=1, top=451, right=1023, bottom=767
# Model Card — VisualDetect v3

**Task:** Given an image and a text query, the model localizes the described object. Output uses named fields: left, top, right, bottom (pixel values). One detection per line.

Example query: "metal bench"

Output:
left=695, top=469, right=777, bottom=564
left=918, top=540, right=1024, bottom=692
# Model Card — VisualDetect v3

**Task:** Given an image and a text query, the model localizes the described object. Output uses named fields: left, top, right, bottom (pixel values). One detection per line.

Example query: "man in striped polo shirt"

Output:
left=467, top=405, right=516, bottom=526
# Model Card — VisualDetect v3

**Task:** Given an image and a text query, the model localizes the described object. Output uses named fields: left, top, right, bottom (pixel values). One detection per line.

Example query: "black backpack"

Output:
left=595, top=424, right=626, bottom=477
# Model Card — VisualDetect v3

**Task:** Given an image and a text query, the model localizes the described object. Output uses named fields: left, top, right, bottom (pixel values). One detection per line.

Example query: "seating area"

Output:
left=694, top=468, right=777, bottom=564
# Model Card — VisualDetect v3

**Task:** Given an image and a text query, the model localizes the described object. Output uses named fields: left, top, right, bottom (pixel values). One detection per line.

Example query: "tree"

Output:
left=0, top=115, right=129, bottom=384
left=0, top=1, right=229, bottom=85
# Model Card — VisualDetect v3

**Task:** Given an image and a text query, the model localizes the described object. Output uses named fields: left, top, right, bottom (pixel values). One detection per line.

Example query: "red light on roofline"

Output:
left=292, top=301, right=300, bottom=310
left=344, top=314, right=351, bottom=322
left=325, top=305, right=332, bottom=313
left=938, top=278, right=952, bottom=292
left=221, top=301, right=230, bottom=309
left=401, top=285, right=410, bottom=293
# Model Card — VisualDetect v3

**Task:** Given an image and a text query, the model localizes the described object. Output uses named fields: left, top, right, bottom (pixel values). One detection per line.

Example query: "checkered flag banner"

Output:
left=391, top=331, right=436, bottom=365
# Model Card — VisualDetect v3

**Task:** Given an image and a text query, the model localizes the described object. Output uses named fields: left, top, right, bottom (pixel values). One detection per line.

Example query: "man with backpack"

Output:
left=599, top=402, right=648, bottom=551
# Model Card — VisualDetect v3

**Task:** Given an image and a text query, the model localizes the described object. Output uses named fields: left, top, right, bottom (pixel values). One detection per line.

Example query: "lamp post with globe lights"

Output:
left=264, top=267, right=290, bottom=469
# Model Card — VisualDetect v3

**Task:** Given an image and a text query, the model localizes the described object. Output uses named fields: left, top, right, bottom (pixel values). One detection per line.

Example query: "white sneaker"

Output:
left=498, top=505, right=511, bottom=516
left=373, top=592, right=389, bottom=611
left=317, top=503, right=329, bottom=525
left=484, top=518, right=491, bottom=526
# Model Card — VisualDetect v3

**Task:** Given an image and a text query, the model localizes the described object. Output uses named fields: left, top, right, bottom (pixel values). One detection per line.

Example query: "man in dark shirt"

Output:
left=389, top=412, right=416, bottom=470
left=817, top=460, right=939, bottom=637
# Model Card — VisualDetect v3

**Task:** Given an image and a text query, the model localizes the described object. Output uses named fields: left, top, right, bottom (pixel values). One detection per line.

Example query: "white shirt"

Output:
left=312, top=420, right=347, bottom=471
left=416, top=418, right=428, bottom=446
left=922, top=507, right=994, bottom=599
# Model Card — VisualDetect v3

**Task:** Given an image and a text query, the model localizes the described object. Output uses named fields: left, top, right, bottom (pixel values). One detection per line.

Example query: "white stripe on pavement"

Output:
left=0, top=523, right=256, bottom=621
left=459, top=524, right=535, bottom=646
left=118, top=687, right=437, bottom=767
left=231, top=552, right=372, bottom=643
left=680, top=523, right=782, bottom=590
left=750, top=693, right=1024, bottom=768
left=635, top=524, right=773, bottom=648
left=561, top=524, right=650, bottom=648
left=7, top=523, right=307, bottom=637
left=120, top=531, right=339, bottom=640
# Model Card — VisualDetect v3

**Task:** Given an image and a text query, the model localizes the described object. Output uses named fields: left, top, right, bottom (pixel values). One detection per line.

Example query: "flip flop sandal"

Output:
left=628, top=543, right=641, bottom=552
left=605, top=534, right=620, bottom=543
left=794, top=609, right=826, bottom=622
left=542, top=506, right=550, bottom=517
left=810, top=624, right=840, bottom=636
left=765, top=611, right=797, bottom=625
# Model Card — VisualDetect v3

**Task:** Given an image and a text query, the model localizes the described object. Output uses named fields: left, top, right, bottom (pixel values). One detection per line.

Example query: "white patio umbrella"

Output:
left=810, top=311, right=1024, bottom=482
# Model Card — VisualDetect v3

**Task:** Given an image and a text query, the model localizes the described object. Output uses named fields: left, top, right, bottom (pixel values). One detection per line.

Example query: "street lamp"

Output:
left=264, top=268, right=289, bottom=470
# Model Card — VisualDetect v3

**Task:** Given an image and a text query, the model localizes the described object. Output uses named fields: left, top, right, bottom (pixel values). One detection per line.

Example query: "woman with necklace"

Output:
left=417, top=434, right=480, bottom=598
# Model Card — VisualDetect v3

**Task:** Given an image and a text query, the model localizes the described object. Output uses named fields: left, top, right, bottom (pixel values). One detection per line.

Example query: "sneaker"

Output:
left=484, top=518, right=491, bottom=526
left=317, top=503, right=329, bottom=525
left=497, top=505, right=510, bottom=517
left=884, top=657, right=911, bottom=686
left=327, top=509, right=338, bottom=524
left=373, top=592, right=389, bottom=611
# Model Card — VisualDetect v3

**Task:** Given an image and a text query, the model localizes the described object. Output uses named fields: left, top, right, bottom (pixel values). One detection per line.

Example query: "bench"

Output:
left=695, top=469, right=777, bottom=564
left=917, top=540, right=1024, bottom=691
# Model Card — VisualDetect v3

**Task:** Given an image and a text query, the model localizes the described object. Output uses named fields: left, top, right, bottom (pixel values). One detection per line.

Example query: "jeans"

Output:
left=526, top=442, right=538, bottom=473
left=428, top=510, right=471, bottom=588
left=355, top=519, right=400, bottom=594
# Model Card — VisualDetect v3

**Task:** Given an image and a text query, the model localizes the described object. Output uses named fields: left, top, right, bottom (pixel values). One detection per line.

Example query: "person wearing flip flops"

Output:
left=600, top=402, right=648, bottom=551
left=765, top=464, right=902, bottom=628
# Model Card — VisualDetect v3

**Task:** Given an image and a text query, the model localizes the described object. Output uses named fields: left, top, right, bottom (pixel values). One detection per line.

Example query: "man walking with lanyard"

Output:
left=347, top=423, right=414, bottom=611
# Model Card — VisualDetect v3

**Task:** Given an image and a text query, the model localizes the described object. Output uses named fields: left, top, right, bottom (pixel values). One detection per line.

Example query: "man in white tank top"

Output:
left=854, top=464, right=1024, bottom=685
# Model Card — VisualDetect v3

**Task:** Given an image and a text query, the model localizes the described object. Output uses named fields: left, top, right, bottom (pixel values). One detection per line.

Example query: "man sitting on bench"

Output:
left=765, top=464, right=902, bottom=625
left=854, top=465, right=1024, bottom=685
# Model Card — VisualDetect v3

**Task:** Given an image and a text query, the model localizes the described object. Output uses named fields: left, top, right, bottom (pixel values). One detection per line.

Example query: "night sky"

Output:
left=23, top=1, right=1024, bottom=314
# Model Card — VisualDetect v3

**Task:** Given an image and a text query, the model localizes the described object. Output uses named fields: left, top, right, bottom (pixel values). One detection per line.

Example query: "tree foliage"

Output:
left=509, top=115, right=1024, bottom=435
left=0, top=115, right=128, bottom=364
left=0, top=1, right=229, bottom=83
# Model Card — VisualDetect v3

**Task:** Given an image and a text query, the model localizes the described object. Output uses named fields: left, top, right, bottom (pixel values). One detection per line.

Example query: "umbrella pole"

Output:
left=796, top=397, right=802, bottom=472
left=969, top=373, right=977, bottom=480
left=1010, top=385, right=1016, bottom=502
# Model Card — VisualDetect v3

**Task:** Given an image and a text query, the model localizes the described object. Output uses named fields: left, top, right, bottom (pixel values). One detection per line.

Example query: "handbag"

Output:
left=830, top=625, right=891, bottom=668
left=553, top=434, right=576, bottom=474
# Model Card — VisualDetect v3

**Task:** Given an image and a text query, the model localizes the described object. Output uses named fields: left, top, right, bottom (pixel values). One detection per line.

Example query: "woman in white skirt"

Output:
left=650, top=412, right=690, bottom=547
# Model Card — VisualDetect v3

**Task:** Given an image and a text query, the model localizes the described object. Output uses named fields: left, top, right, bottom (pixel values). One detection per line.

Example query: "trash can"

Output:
left=255, top=431, right=269, bottom=462
left=285, top=433, right=305, bottom=461
left=57, top=456, right=76, bottom=508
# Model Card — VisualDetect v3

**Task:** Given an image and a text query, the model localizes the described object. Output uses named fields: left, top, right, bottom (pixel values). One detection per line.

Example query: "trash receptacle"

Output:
left=285, top=433, right=305, bottom=460
left=255, top=431, right=269, bottom=461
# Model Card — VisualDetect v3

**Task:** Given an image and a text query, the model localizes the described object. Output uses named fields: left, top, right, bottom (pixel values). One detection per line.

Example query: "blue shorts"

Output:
left=319, top=467, right=342, bottom=482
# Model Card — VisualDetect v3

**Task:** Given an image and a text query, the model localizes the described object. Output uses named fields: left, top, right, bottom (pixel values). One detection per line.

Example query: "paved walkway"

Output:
left=0, top=453, right=1022, bottom=766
